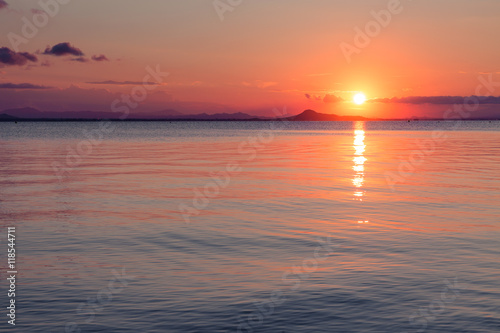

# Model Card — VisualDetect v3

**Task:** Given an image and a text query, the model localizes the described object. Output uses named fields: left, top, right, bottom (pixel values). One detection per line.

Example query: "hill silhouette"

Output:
left=287, top=109, right=369, bottom=121
left=0, top=114, right=20, bottom=120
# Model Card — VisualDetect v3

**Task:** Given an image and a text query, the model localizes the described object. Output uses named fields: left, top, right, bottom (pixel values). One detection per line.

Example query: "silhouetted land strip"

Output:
left=1, top=109, right=499, bottom=122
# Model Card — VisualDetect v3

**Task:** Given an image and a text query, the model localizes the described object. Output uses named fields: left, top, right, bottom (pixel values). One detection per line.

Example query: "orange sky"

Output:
left=1, top=0, right=500, bottom=118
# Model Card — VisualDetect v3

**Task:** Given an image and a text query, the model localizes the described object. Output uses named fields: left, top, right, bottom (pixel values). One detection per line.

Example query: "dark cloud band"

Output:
left=0, top=83, right=52, bottom=89
left=371, top=96, right=500, bottom=105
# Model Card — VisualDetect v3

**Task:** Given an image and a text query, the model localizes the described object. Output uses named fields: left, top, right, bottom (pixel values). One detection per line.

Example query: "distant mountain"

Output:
left=1, top=107, right=112, bottom=119
left=9, top=107, right=497, bottom=121
left=155, top=109, right=184, bottom=117
left=1, top=107, right=498, bottom=121
left=0, top=108, right=371, bottom=121
left=0, top=113, right=20, bottom=120
left=168, top=112, right=257, bottom=120
left=2, top=107, right=42, bottom=118
left=132, top=109, right=184, bottom=119
left=0, top=107, right=184, bottom=120
left=287, top=109, right=370, bottom=121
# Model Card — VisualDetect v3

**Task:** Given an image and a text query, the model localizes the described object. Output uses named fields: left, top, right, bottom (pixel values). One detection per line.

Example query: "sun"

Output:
left=353, top=93, right=367, bottom=105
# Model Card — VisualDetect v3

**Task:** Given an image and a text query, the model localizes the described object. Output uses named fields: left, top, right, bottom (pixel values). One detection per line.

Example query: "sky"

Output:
left=1, top=0, right=500, bottom=118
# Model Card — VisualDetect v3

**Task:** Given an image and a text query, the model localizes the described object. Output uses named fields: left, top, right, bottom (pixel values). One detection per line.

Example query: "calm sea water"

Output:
left=0, top=121, right=499, bottom=333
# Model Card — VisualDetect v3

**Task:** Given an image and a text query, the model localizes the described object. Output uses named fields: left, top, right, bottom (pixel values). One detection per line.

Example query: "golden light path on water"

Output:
left=352, top=121, right=369, bottom=224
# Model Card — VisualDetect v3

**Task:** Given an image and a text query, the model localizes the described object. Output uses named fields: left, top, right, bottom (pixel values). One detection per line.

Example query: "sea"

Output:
left=0, top=120, right=499, bottom=332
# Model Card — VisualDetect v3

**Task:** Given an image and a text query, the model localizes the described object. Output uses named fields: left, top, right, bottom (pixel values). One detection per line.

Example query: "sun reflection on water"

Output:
left=352, top=122, right=370, bottom=225
left=352, top=122, right=367, bottom=201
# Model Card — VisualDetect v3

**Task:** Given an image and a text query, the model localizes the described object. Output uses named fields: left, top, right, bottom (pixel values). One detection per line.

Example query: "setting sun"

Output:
left=353, top=93, right=367, bottom=105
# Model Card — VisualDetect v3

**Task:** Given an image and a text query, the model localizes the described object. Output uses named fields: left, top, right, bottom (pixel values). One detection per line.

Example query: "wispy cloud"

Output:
left=305, top=93, right=324, bottom=101
left=70, top=57, right=89, bottom=63
left=86, top=80, right=160, bottom=86
left=323, top=94, right=344, bottom=103
left=305, top=93, right=344, bottom=103
left=92, top=55, right=109, bottom=62
left=242, top=80, right=278, bottom=89
left=306, top=73, right=335, bottom=77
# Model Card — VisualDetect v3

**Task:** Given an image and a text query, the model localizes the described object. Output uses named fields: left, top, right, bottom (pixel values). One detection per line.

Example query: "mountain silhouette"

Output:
left=0, top=113, right=20, bottom=120
left=288, top=109, right=369, bottom=121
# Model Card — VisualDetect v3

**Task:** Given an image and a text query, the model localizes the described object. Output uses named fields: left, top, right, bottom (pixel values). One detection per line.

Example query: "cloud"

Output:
left=323, top=94, right=344, bottom=103
left=371, top=96, right=500, bottom=105
left=86, top=80, right=160, bottom=86
left=241, top=80, right=277, bottom=89
left=0, top=47, right=38, bottom=66
left=92, top=54, right=109, bottom=62
left=306, top=73, right=334, bottom=77
left=0, top=83, right=52, bottom=89
left=0, top=0, right=8, bottom=10
left=70, top=57, right=89, bottom=63
left=305, top=93, right=326, bottom=101
left=43, top=42, right=84, bottom=56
